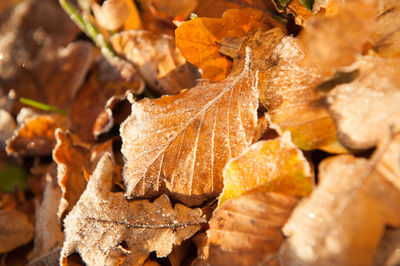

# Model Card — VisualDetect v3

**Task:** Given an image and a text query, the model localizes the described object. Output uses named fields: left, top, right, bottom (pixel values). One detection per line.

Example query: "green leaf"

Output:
left=0, top=162, right=28, bottom=192
left=300, top=0, right=314, bottom=10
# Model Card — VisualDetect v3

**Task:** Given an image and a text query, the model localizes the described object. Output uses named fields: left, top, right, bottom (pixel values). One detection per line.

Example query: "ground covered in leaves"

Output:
left=0, top=0, right=400, bottom=265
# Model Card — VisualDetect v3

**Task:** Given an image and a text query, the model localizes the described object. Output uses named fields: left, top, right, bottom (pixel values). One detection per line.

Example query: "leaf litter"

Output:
left=0, top=0, right=400, bottom=265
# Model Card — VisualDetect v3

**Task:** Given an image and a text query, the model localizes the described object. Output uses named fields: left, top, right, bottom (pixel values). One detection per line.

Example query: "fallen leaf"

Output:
left=92, top=0, right=141, bottom=31
left=175, top=8, right=281, bottom=81
left=326, top=56, right=400, bottom=150
left=30, top=171, right=63, bottom=260
left=371, top=0, right=400, bottom=57
left=28, top=248, right=61, bottom=266
left=60, top=153, right=205, bottom=265
left=0, top=209, right=34, bottom=253
left=120, top=48, right=258, bottom=206
left=0, top=160, right=28, bottom=192
left=195, top=191, right=298, bottom=265
left=245, top=29, right=343, bottom=151
left=285, top=0, right=313, bottom=25
left=111, top=30, right=199, bottom=95
left=6, top=113, right=67, bottom=157
left=0, top=109, right=16, bottom=146
left=148, top=0, right=198, bottom=19
left=300, top=0, right=376, bottom=68
left=194, top=0, right=272, bottom=18
left=281, top=134, right=400, bottom=266
left=53, top=129, right=90, bottom=222
left=219, top=132, right=313, bottom=206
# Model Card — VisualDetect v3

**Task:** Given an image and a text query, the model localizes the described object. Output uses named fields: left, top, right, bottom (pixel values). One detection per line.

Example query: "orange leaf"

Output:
left=175, top=8, right=280, bottom=81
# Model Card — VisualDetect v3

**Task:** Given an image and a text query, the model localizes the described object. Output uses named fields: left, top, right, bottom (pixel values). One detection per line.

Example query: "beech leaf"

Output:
left=120, top=48, right=258, bottom=206
left=281, top=134, right=400, bottom=266
left=219, top=132, right=313, bottom=206
left=60, top=153, right=205, bottom=265
left=195, top=191, right=298, bottom=265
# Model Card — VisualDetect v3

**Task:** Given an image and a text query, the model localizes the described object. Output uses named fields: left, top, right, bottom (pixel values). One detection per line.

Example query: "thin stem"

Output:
left=20, top=97, right=68, bottom=115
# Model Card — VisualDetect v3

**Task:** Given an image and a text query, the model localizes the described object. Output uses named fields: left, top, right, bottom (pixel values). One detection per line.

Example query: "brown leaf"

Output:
left=111, top=30, right=199, bottom=95
left=246, top=29, right=343, bottom=151
left=195, top=192, right=298, bottom=265
left=60, top=153, right=205, bottom=265
left=6, top=113, right=67, bottom=157
left=0, top=109, right=16, bottom=146
left=30, top=172, right=63, bottom=260
left=371, top=0, right=400, bottom=58
left=0, top=209, right=34, bottom=253
left=120, top=48, right=258, bottom=206
left=280, top=134, right=400, bottom=266
left=326, top=56, right=400, bottom=150
left=373, top=228, right=400, bottom=266
left=53, top=129, right=90, bottom=222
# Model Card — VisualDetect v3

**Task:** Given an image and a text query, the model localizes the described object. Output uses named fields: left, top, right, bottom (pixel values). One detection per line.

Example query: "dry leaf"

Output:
left=0, top=209, right=34, bottom=253
left=326, top=56, right=400, bottom=150
left=245, top=29, right=342, bottom=151
left=175, top=8, right=281, bottom=81
left=219, top=132, right=313, bottom=206
left=111, top=30, right=199, bottom=95
left=60, top=153, right=205, bottom=265
left=148, top=0, right=198, bottom=19
left=280, top=134, right=400, bottom=266
left=92, top=0, right=141, bottom=31
left=195, top=192, right=298, bottom=265
left=30, top=172, right=63, bottom=260
left=120, top=48, right=258, bottom=206
left=300, top=0, right=376, bottom=68
left=53, top=129, right=90, bottom=222
left=371, top=0, right=400, bottom=58
left=194, top=0, right=272, bottom=18
left=0, top=109, right=16, bottom=146
left=6, top=113, right=67, bottom=157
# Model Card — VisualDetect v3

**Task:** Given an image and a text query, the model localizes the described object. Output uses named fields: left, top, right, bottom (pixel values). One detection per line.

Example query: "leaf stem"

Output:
left=20, top=97, right=68, bottom=115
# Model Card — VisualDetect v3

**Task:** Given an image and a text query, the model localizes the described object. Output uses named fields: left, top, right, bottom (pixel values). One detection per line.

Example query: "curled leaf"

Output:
left=120, top=48, right=258, bottom=206
left=61, top=154, right=205, bottom=265
left=219, top=132, right=313, bottom=206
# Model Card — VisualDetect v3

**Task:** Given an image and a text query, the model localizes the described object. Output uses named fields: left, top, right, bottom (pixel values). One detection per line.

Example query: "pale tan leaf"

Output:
left=0, top=209, right=34, bottom=253
left=326, top=56, right=400, bottom=150
left=120, top=48, right=258, bottom=206
left=280, top=134, right=400, bottom=266
left=195, top=192, right=298, bottom=265
left=60, top=153, right=205, bottom=265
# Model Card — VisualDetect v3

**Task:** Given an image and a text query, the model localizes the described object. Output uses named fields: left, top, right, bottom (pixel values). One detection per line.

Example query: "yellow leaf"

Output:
left=219, top=132, right=313, bottom=206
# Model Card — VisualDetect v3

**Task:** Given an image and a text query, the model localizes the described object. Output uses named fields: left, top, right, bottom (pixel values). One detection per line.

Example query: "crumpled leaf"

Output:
left=69, top=55, right=143, bottom=142
left=60, top=153, right=205, bottom=265
left=120, top=48, right=258, bottom=206
left=371, top=0, right=400, bottom=58
left=300, top=0, right=376, bottom=68
left=195, top=192, right=298, bottom=265
left=246, top=28, right=343, bottom=151
left=6, top=113, right=67, bottom=157
left=0, top=209, right=34, bottom=253
left=30, top=172, right=63, bottom=260
left=53, top=129, right=90, bottom=222
left=326, top=56, right=400, bottom=150
left=175, top=8, right=281, bottom=81
left=92, top=0, right=141, bottom=31
left=111, top=30, right=199, bottom=95
left=219, top=132, right=313, bottom=206
left=280, top=134, right=400, bottom=266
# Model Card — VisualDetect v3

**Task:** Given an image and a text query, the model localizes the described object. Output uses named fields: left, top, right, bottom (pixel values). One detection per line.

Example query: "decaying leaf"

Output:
left=326, top=56, right=400, bottom=150
left=219, top=132, right=313, bottom=206
left=0, top=109, right=16, bottom=146
left=373, top=228, right=400, bottom=266
left=111, top=30, right=199, bottom=95
left=6, top=113, right=67, bottom=157
left=195, top=192, right=298, bottom=265
left=246, top=28, right=342, bottom=151
left=194, top=0, right=272, bottom=18
left=30, top=172, right=64, bottom=261
left=281, top=134, right=400, bottom=266
left=175, top=8, right=281, bottom=81
left=53, top=129, right=90, bottom=222
left=121, top=48, right=258, bottom=206
left=61, top=153, right=205, bottom=265
left=0, top=209, right=34, bottom=253
left=371, top=0, right=400, bottom=58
